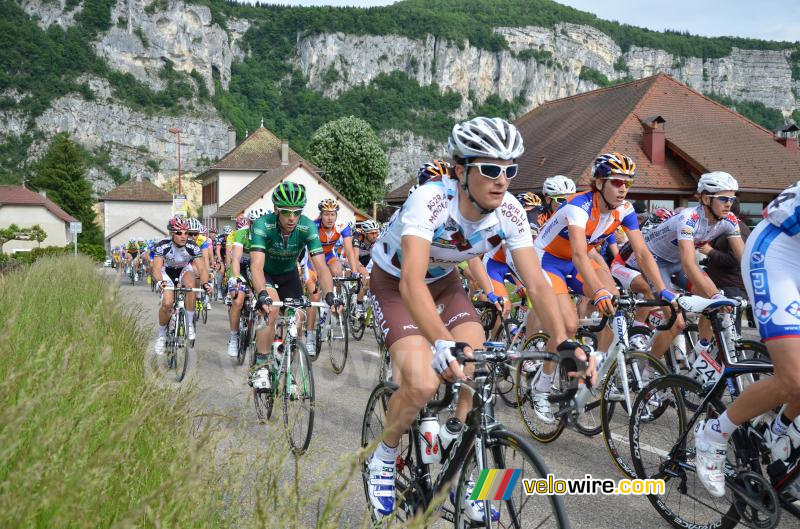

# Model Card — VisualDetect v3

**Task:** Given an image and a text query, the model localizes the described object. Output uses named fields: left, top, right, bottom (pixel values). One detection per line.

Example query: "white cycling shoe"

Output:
left=154, top=336, right=166, bottom=355
left=227, top=336, right=238, bottom=358
left=366, top=452, right=395, bottom=518
left=693, top=420, right=729, bottom=498
left=451, top=480, right=501, bottom=522
left=187, top=325, right=196, bottom=341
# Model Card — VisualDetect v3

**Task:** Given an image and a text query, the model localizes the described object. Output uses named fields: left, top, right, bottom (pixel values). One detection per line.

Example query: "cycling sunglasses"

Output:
left=172, top=230, right=188, bottom=235
left=551, top=196, right=567, bottom=204
left=603, top=177, right=634, bottom=189
left=465, top=162, right=519, bottom=180
left=278, top=208, right=302, bottom=218
left=709, top=195, right=737, bottom=204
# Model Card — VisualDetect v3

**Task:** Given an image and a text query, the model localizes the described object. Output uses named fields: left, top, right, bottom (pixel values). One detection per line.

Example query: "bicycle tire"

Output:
left=238, top=309, right=249, bottom=366
left=174, top=309, right=189, bottom=382
left=600, top=350, right=668, bottom=478
left=201, top=300, right=208, bottom=325
left=516, top=332, right=566, bottom=443
left=453, top=429, right=571, bottom=529
left=328, top=288, right=349, bottom=374
left=361, top=383, right=420, bottom=523
left=350, top=297, right=366, bottom=340
left=495, top=361, right=519, bottom=408
left=253, top=370, right=275, bottom=422
left=629, top=375, right=740, bottom=529
left=313, top=308, right=323, bottom=362
left=283, top=341, right=315, bottom=455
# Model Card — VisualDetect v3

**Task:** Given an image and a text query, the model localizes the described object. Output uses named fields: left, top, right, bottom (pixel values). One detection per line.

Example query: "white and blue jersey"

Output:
left=742, top=182, right=800, bottom=340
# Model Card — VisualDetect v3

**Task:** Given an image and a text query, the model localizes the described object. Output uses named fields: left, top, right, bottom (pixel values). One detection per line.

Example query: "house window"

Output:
left=202, top=181, right=218, bottom=205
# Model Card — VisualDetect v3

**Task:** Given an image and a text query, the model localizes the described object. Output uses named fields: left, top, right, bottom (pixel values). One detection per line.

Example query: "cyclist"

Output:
left=694, top=180, right=800, bottom=499
left=111, top=245, right=121, bottom=269
left=315, top=198, right=360, bottom=278
left=226, top=208, right=265, bottom=357
left=365, top=116, right=590, bottom=520
left=533, top=152, right=677, bottom=423
left=417, top=159, right=451, bottom=185
left=532, top=174, right=577, bottom=235
left=215, top=225, right=232, bottom=279
left=125, top=237, right=140, bottom=280
left=621, top=172, right=744, bottom=361
left=249, top=182, right=337, bottom=385
left=224, top=216, right=248, bottom=302
left=151, top=217, right=212, bottom=354
left=353, top=219, right=380, bottom=316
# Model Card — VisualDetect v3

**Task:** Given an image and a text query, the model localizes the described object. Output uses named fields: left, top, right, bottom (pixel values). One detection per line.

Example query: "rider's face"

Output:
left=276, top=208, right=301, bottom=231
left=456, top=157, right=513, bottom=211
left=171, top=230, right=188, bottom=245
left=365, top=230, right=379, bottom=243
left=321, top=211, right=337, bottom=227
left=703, top=191, right=736, bottom=217
left=598, top=178, right=631, bottom=208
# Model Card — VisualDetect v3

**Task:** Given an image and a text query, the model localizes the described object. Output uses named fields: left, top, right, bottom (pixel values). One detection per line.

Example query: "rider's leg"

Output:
left=450, top=321, right=484, bottom=422
left=255, top=286, right=280, bottom=358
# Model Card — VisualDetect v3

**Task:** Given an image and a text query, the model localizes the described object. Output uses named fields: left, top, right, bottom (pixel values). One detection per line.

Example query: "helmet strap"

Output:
left=460, top=160, right=494, bottom=215
left=597, top=181, right=616, bottom=211
left=701, top=195, right=724, bottom=222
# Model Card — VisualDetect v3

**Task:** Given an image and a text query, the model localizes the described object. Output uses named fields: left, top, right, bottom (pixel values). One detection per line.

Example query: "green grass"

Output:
left=0, top=256, right=371, bottom=528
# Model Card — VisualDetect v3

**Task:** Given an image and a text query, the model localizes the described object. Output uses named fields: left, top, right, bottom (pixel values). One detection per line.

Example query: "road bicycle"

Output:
left=361, top=342, right=573, bottom=527
left=251, top=297, right=326, bottom=455
left=161, top=286, right=203, bottom=382
left=314, top=275, right=360, bottom=374
left=628, top=295, right=797, bottom=529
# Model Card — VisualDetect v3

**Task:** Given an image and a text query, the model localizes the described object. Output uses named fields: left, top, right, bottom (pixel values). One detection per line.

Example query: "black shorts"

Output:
left=359, top=254, right=371, bottom=267
left=264, top=269, right=303, bottom=301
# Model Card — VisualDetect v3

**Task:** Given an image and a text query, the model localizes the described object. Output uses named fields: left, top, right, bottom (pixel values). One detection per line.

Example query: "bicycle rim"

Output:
left=238, top=314, right=249, bottom=366
left=454, top=430, right=570, bottom=529
left=253, top=374, right=275, bottom=422
left=175, top=311, right=188, bottom=382
left=629, top=375, right=740, bottom=529
left=516, top=332, right=566, bottom=443
left=283, top=341, right=315, bottom=455
left=496, top=362, right=520, bottom=408
left=328, top=306, right=348, bottom=374
left=601, top=350, right=668, bottom=478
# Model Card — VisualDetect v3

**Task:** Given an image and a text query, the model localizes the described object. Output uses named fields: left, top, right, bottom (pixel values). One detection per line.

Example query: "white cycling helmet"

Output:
left=697, top=171, right=738, bottom=194
left=187, top=218, right=203, bottom=233
left=222, top=225, right=232, bottom=235
left=542, top=175, right=576, bottom=197
left=247, top=207, right=266, bottom=221
left=361, top=219, right=379, bottom=232
left=448, top=117, right=524, bottom=160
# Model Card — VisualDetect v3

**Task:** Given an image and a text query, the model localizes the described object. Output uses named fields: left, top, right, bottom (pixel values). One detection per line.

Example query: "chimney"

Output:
left=39, top=190, right=47, bottom=199
left=227, top=126, right=236, bottom=151
left=281, top=140, right=289, bottom=166
left=641, top=115, right=666, bottom=165
left=775, top=124, right=799, bottom=152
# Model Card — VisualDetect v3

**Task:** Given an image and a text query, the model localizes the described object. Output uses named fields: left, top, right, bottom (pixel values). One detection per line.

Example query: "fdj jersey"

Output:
left=765, top=181, right=800, bottom=236
left=371, top=176, right=533, bottom=283
left=250, top=212, right=323, bottom=275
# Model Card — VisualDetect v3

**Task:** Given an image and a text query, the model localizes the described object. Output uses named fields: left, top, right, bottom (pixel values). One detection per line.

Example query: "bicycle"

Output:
left=251, top=297, right=326, bottom=455
left=628, top=296, right=796, bottom=529
left=162, top=286, right=203, bottom=382
left=314, top=275, right=360, bottom=374
left=518, top=294, right=678, bottom=479
left=235, top=288, right=256, bottom=366
left=361, top=343, right=572, bottom=527
left=194, top=291, right=209, bottom=325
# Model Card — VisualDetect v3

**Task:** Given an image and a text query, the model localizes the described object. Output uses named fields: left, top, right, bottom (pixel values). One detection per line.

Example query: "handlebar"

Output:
left=271, top=298, right=327, bottom=309
left=615, top=297, right=678, bottom=331
left=162, top=286, right=205, bottom=293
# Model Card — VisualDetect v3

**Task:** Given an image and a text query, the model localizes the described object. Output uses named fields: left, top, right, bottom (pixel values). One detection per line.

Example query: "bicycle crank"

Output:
left=729, top=470, right=780, bottom=529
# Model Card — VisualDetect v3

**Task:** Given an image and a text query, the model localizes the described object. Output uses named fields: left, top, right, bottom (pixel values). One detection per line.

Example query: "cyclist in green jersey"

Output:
left=226, top=208, right=265, bottom=357
left=249, top=181, right=337, bottom=366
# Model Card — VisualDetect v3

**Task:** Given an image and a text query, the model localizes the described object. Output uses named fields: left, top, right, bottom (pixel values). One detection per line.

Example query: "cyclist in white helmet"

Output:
left=365, top=116, right=590, bottom=521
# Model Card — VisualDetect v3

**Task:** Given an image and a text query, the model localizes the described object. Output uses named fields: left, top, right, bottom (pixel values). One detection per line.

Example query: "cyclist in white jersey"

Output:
left=694, top=181, right=800, bottom=499
left=623, top=171, right=743, bottom=360
left=365, top=116, right=590, bottom=520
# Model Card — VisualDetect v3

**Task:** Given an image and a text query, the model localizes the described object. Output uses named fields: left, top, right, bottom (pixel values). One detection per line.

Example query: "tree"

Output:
left=307, top=116, right=388, bottom=212
left=28, top=133, right=102, bottom=244
left=0, top=224, right=46, bottom=254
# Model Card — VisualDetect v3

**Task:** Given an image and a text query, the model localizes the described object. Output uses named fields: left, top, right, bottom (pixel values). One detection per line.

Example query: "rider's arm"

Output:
left=152, top=256, right=164, bottom=282
left=567, top=224, right=607, bottom=295
left=231, top=245, right=243, bottom=279
left=728, top=235, right=745, bottom=262
left=678, top=239, right=719, bottom=297
left=399, top=235, right=457, bottom=344
left=469, top=258, right=494, bottom=295
left=310, top=252, right=334, bottom=298
left=627, top=229, right=668, bottom=293
left=342, top=232, right=359, bottom=275
left=249, top=251, right=267, bottom=294
left=511, top=246, right=568, bottom=344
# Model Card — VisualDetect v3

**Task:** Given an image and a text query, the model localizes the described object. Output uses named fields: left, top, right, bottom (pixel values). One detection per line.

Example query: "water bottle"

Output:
left=272, top=339, right=284, bottom=363
left=689, top=339, right=722, bottom=385
left=438, top=417, right=463, bottom=454
left=418, top=414, right=441, bottom=464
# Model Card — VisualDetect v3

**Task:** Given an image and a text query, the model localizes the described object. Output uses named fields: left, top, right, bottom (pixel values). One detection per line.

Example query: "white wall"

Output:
left=244, top=167, right=357, bottom=225
left=108, top=221, right=167, bottom=251
left=218, top=170, right=261, bottom=207
left=0, top=205, right=69, bottom=253
left=103, top=201, right=172, bottom=238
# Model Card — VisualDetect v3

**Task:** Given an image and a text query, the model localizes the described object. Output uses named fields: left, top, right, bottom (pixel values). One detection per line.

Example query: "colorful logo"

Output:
left=469, top=469, right=522, bottom=501
left=755, top=300, right=777, bottom=324
left=786, top=301, right=800, bottom=321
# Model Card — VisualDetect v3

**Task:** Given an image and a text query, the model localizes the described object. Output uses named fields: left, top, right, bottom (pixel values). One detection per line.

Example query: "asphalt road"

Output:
left=109, top=269, right=793, bottom=529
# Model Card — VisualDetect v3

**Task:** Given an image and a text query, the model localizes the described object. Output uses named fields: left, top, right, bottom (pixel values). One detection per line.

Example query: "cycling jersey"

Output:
left=354, top=229, right=376, bottom=266
left=215, top=233, right=228, bottom=259
left=534, top=191, right=638, bottom=260
left=371, top=176, right=532, bottom=283
left=764, top=181, right=800, bottom=236
left=250, top=212, right=323, bottom=275
left=643, top=205, right=740, bottom=263
left=232, top=227, right=252, bottom=263
left=315, top=218, right=352, bottom=263
left=126, top=243, right=139, bottom=254
left=527, top=204, right=552, bottom=237
left=194, top=234, right=210, bottom=251
left=154, top=239, right=202, bottom=268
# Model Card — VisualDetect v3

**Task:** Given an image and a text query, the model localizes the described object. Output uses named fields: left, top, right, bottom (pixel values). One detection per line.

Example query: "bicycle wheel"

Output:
left=378, top=344, right=392, bottom=385
left=174, top=309, right=189, bottom=382
left=313, top=310, right=323, bottom=362
left=495, top=361, right=519, bottom=408
left=201, top=299, right=208, bottom=324
left=515, top=332, right=566, bottom=443
left=253, top=370, right=275, bottom=422
left=350, top=296, right=366, bottom=340
left=361, top=383, right=420, bottom=523
left=283, top=341, right=315, bottom=455
left=454, top=429, right=569, bottom=529
left=629, top=375, right=741, bottom=529
left=601, top=350, right=668, bottom=478
left=238, top=309, right=250, bottom=366
left=328, top=296, right=349, bottom=374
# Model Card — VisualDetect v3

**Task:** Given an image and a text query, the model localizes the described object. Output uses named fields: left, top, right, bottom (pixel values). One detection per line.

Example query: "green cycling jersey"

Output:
left=250, top=212, right=323, bottom=275
left=233, top=227, right=252, bottom=262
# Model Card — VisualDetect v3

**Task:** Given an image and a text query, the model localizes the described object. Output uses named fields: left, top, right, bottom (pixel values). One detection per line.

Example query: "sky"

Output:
left=235, top=0, right=800, bottom=43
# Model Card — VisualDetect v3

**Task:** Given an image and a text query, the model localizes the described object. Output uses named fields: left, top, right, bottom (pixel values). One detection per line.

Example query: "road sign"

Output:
left=172, top=194, right=188, bottom=217
left=70, top=221, right=82, bottom=234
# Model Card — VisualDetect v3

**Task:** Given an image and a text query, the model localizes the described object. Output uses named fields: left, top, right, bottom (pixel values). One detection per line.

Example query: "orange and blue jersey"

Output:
left=533, top=191, right=638, bottom=295
left=314, top=219, right=352, bottom=263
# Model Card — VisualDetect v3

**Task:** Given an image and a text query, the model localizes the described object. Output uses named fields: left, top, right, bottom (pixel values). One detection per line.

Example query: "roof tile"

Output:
left=0, top=186, right=78, bottom=223
left=99, top=179, right=172, bottom=202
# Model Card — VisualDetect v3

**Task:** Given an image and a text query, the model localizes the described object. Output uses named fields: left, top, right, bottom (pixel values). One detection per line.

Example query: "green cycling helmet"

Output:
left=272, top=181, right=307, bottom=208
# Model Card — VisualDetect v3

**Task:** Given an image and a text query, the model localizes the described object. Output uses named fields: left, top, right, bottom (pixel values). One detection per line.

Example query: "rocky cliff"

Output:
left=8, top=1, right=800, bottom=192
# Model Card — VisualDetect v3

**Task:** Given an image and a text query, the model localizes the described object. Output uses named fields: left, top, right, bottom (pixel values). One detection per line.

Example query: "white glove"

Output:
left=431, top=339, right=457, bottom=376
